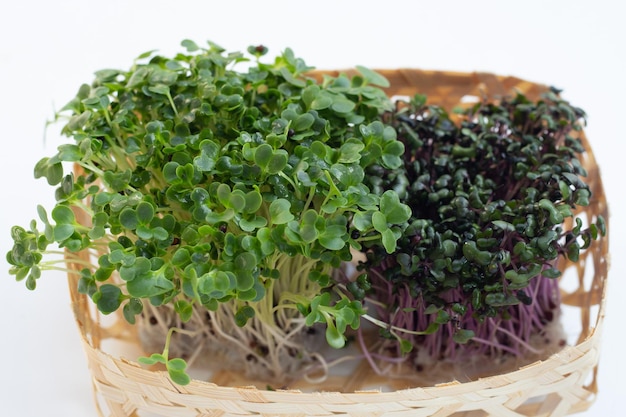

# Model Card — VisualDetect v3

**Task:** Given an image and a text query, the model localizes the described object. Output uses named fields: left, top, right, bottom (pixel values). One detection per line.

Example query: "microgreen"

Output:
left=6, top=40, right=410, bottom=384
left=362, top=90, right=606, bottom=363
left=138, top=327, right=191, bottom=385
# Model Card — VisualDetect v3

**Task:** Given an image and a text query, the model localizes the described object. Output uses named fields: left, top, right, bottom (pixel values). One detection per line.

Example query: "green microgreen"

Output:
left=138, top=327, right=191, bottom=385
left=6, top=40, right=410, bottom=384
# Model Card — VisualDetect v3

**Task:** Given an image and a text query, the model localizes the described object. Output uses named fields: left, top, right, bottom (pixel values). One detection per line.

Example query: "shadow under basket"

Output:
left=66, top=69, right=610, bottom=417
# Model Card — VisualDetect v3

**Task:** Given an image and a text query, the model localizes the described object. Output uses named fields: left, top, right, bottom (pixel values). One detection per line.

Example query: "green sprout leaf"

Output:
left=167, top=358, right=191, bottom=386
left=34, top=157, right=64, bottom=185
left=92, top=284, right=123, bottom=314
left=123, top=298, right=144, bottom=324
left=269, top=199, right=294, bottom=224
left=452, top=329, right=475, bottom=344
left=380, top=190, right=411, bottom=224
left=325, top=323, right=345, bottom=349
left=356, top=66, right=390, bottom=88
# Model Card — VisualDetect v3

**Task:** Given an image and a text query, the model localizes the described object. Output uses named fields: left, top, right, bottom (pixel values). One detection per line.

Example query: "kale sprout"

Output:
left=360, top=90, right=606, bottom=368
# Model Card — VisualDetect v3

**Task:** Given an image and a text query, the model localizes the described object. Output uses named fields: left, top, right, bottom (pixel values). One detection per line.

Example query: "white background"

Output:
left=1, top=1, right=623, bottom=416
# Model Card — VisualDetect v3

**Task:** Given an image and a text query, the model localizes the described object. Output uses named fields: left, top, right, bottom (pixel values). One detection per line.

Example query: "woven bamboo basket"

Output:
left=66, top=69, right=610, bottom=417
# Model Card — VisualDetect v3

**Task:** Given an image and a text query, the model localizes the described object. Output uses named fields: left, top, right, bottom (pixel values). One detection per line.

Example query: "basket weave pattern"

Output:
left=66, top=69, right=609, bottom=417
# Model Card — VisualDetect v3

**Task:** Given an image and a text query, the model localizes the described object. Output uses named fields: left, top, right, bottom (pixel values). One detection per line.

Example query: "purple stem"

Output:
left=363, top=267, right=561, bottom=365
